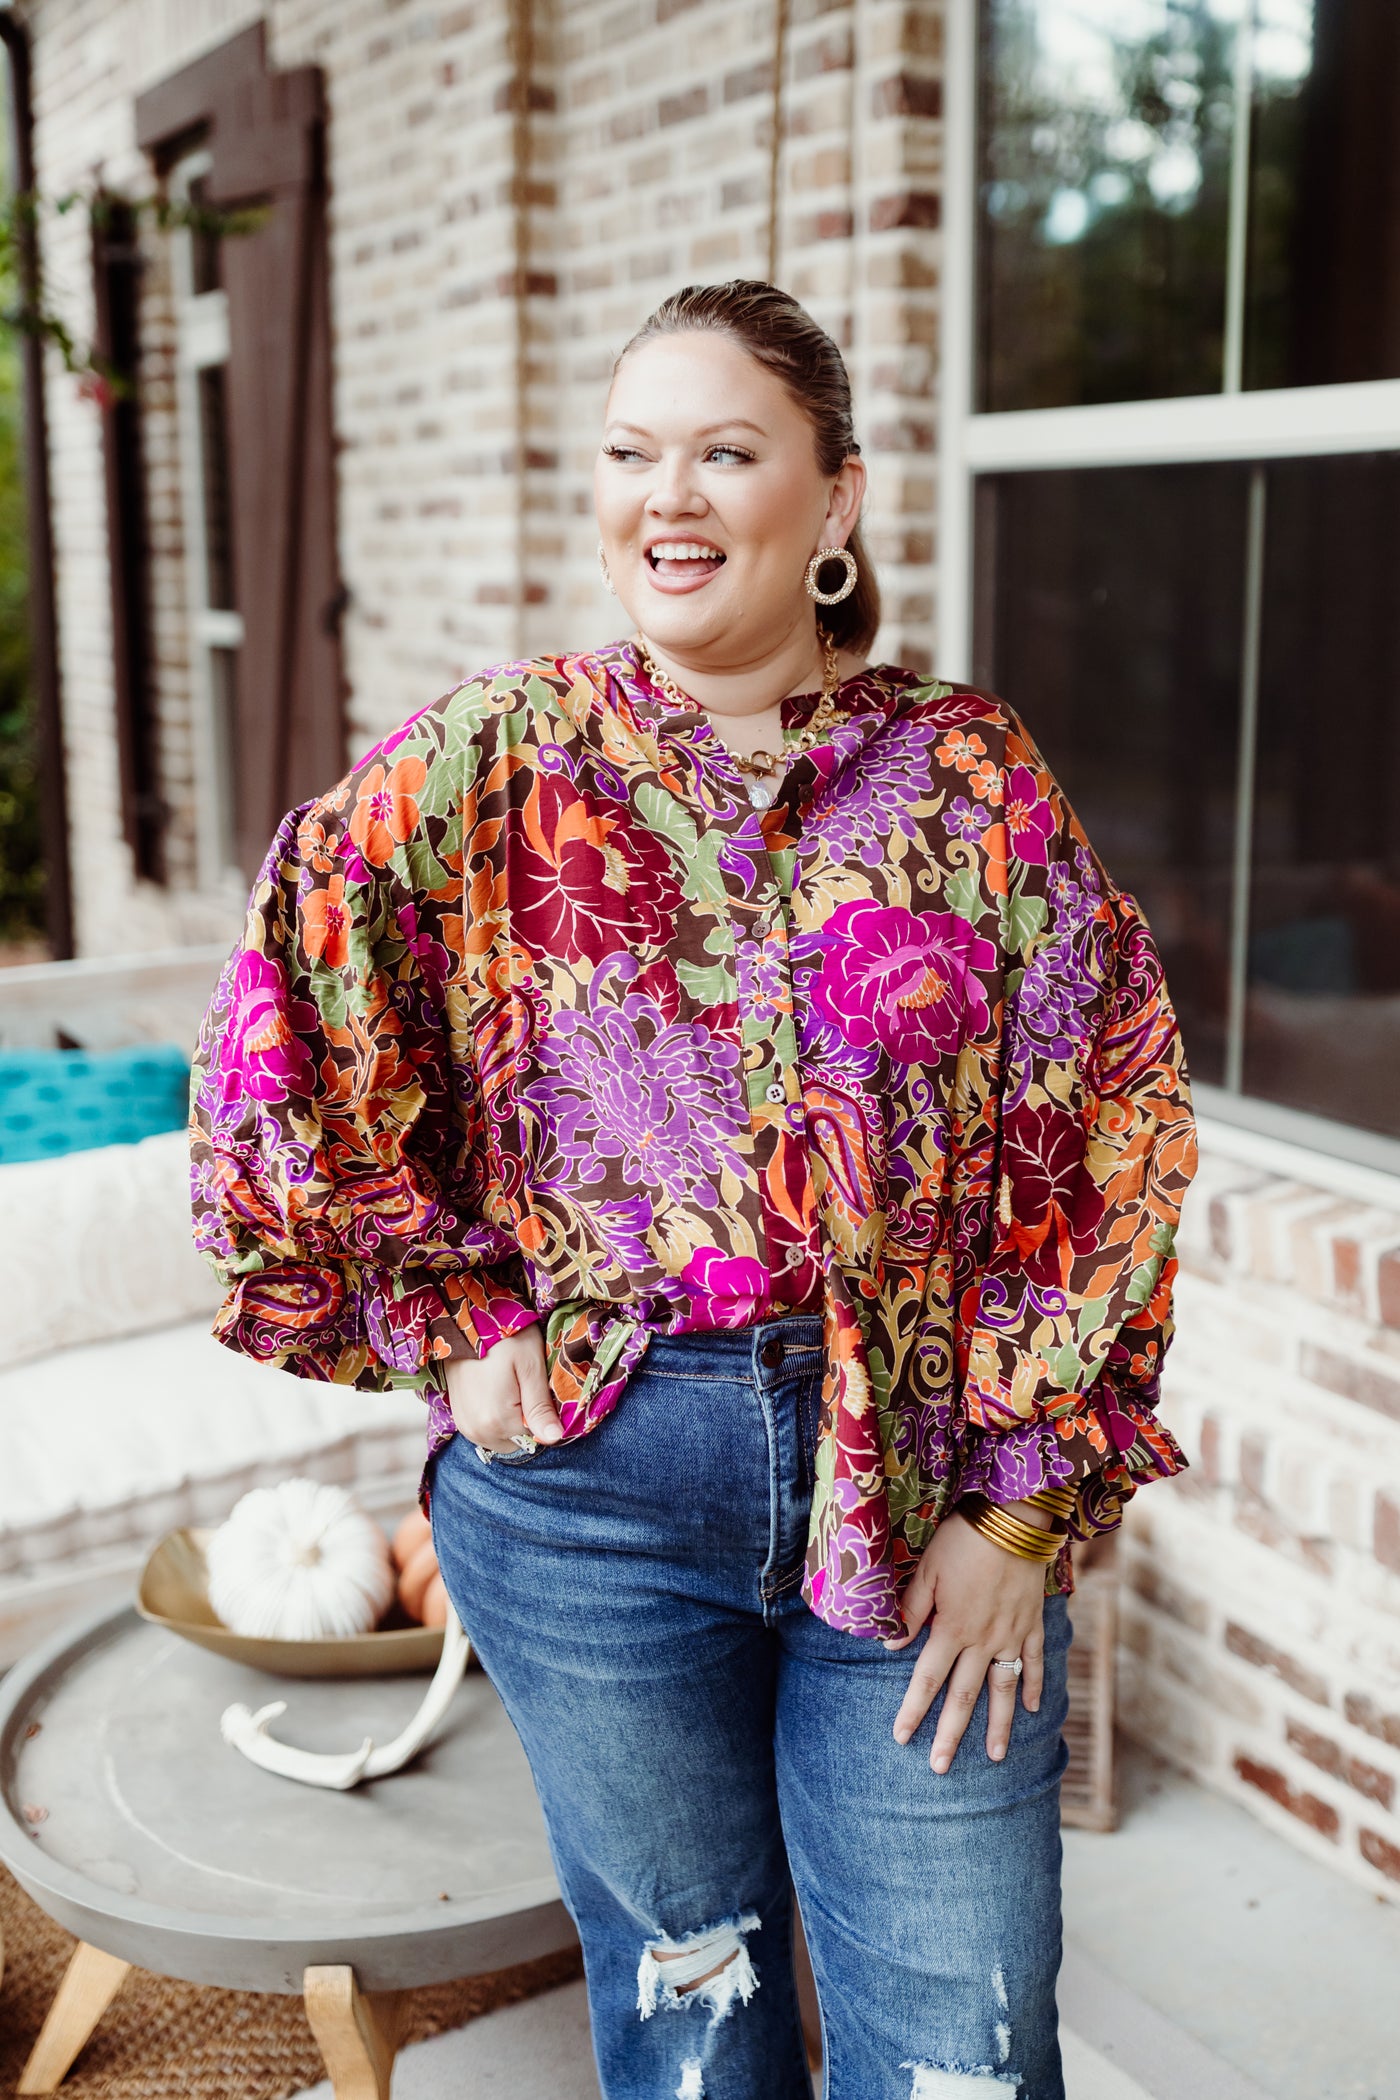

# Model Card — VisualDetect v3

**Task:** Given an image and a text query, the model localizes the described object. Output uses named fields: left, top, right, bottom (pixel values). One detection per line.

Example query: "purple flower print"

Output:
left=1010, top=920, right=1108, bottom=1065
left=680, top=1246, right=770, bottom=1328
left=813, top=900, right=997, bottom=1064
left=1003, top=763, right=1056, bottom=864
left=805, top=717, right=943, bottom=868
left=529, top=953, right=748, bottom=1207
left=217, top=950, right=317, bottom=1103
left=595, top=1194, right=658, bottom=1276
left=942, top=795, right=991, bottom=844
left=959, top=1424, right=1074, bottom=1503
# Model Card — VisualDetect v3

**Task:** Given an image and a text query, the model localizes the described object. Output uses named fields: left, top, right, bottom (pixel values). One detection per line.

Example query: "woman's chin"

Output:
left=627, top=582, right=735, bottom=648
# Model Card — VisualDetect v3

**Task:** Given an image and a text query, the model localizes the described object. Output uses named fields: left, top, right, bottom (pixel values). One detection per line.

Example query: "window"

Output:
left=170, top=150, right=244, bottom=887
left=93, top=193, right=164, bottom=882
left=941, top=0, right=1400, bottom=1161
left=136, top=23, right=345, bottom=884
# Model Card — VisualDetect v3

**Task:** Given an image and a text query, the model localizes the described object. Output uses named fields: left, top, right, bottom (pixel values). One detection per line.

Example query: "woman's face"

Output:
left=594, top=331, right=865, bottom=668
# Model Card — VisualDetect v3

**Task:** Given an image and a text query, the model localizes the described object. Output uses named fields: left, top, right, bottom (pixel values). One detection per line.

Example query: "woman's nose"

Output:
left=646, top=459, right=706, bottom=517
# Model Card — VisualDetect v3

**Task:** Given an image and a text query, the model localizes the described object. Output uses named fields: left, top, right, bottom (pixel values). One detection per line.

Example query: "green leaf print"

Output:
left=677, top=959, right=733, bottom=1003
left=944, top=866, right=982, bottom=925
left=1005, top=871, right=1049, bottom=956
left=632, top=781, right=698, bottom=859
left=1125, top=1256, right=1162, bottom=1310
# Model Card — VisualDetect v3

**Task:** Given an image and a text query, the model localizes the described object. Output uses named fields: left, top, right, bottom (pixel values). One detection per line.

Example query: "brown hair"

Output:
left=615, top=279, right=881, bottom=654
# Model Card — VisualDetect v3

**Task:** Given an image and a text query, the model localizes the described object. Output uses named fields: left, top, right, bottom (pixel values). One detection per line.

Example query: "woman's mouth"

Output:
left=645, top=540, right=727, bottom=591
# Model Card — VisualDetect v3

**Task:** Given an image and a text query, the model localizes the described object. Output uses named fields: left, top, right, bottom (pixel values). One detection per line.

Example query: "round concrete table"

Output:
left=0, top=1600, right=574, bottom=2096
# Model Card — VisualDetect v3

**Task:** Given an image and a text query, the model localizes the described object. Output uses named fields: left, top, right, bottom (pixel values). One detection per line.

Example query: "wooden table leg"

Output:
left=17, top=1941, right=132, bottom=2094
left=304, top=1966, right=406, bottom=2100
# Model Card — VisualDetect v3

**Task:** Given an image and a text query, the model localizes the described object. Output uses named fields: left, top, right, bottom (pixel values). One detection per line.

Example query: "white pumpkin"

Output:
left=207, top=1478, right=396, bottom=1640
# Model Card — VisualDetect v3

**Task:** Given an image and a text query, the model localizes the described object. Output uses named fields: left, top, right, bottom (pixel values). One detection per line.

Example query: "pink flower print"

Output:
left=219, top=950, right=317, bottom=1103
left=813, top=901, right=997, bottom=1064
left=680, top=1246, right=771, bottom=1328
left=1004, top=763, right=1055, bottom=864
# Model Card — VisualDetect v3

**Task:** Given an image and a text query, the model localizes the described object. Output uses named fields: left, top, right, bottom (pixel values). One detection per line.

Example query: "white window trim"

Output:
left=170, top=149, right=245, bottom=895
left=937, top=0, right=1400, bottom=1182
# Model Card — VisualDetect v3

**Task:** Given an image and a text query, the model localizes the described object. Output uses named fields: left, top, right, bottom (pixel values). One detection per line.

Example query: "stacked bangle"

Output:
left=955, top=1492, right=1067, bottom=1565
left=1022, top=1482, right=1077, bottom=1526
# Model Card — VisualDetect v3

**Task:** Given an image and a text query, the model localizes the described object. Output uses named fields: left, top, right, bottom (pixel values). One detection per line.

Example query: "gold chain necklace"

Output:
left=632, top=629, right=844, bottom=810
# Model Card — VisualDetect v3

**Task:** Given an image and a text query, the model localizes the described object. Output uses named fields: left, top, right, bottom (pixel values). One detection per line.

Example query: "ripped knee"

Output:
left=636, top=1912, right=760, bottom=2023
left=903, top=2070, right=1020, bottom=2098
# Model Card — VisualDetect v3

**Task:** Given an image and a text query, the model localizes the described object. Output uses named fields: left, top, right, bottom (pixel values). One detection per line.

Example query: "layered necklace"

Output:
left=632, top=628, right=844, bottom=810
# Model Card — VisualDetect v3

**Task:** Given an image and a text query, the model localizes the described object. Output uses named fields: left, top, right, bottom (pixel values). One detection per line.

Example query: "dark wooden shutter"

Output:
left=136, top=24, right=345, bottom=879
left=92, top=194, right=163, bottom=883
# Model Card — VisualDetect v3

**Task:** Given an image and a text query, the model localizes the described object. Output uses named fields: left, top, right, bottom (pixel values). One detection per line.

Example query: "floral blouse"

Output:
left=189, top=642, right=1198, bottom=1640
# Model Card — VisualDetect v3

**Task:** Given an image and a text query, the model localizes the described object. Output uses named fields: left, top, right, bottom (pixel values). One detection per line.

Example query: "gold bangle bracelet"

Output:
left=965, top=1490, right=1069, bottom=1539
left=1024, top=1484, right=1076, bottom=1521
left=955, top=1493, right=1066, bottom=1564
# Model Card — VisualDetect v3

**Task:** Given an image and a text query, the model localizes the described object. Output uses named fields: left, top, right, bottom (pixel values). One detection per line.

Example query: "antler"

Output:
left=220, top=1609, right=472, bottom=1790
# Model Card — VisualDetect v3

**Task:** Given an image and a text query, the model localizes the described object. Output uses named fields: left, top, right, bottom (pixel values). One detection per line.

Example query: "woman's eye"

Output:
left=601, top=443, right=645, bottom=463
left=706, top=445, right=754, bottom=465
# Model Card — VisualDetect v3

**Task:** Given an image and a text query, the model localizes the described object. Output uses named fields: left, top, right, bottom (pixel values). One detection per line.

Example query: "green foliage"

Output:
left=0, top=177, right=264, bottom=945
left=982, top=0, right=1238, bottom=408
left=0, top=184, right=265, bottom=395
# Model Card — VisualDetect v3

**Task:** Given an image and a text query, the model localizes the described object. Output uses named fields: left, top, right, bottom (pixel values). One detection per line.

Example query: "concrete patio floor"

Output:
left=291, top=1741, right=1399, bottom=2100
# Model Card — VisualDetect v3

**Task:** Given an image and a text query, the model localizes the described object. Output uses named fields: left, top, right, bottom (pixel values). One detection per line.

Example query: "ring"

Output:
left=989, top=1656, right=1023, bottom=1677
left=510, top=1432, right=538, bottom=1454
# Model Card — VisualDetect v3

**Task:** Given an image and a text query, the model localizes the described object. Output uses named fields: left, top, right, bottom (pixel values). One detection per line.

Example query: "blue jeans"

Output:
left=429, top=1312, right=1071, bottom=2100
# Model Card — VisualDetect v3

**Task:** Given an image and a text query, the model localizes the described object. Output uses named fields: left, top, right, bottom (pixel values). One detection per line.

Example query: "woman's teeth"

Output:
left=648, top=543, right=725, bottom=567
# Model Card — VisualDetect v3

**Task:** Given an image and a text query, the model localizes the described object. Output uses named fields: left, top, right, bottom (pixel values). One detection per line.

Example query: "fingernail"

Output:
left=1027, top=1698, right=1040, bottom=1712
left=932, top=1755, right=950, bottom=1773
left=881, top=1637, right=903, bottom=1650
left=991, top=1746, right=1006, bottom=1760
left=893, top=1725, right=910, bottom=1744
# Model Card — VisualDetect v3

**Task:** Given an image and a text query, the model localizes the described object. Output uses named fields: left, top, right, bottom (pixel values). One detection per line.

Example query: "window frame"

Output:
left=169, top=147, right=246, bottom=895
left=939, top=0, right=1400, bottom=1174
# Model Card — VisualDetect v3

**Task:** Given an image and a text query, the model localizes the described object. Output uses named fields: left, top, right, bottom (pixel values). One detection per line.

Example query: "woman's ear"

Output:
left=821, top=453, right=867, bottom=548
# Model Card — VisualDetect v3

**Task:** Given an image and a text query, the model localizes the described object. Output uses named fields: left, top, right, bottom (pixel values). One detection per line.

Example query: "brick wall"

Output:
left=1119, top=1136, right=1400, bottom=1899
left=27, top=0, right=942, bottom=956
left=21, top=0, right=1400, bottom=1902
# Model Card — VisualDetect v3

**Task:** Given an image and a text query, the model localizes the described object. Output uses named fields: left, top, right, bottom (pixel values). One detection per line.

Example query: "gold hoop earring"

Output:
left=597, top=540, right=616, bottom=596
left=805, top=545, right=857, bottom=605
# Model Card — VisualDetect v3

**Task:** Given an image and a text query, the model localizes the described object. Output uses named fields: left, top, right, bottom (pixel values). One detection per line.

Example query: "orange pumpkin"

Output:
left=392, top=1507, right=432, bottom=1571
left=420, top=1572, right=450, bottom=1628
left=398, top=1536, right=440, bottom=1623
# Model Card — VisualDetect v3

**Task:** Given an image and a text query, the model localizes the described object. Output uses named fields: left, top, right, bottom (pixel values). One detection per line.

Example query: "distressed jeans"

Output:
left=429, top=1312, right=1071, bottom=2100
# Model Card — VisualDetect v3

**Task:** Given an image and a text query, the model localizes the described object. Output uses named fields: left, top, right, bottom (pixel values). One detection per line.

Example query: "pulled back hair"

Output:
left=615, top=279, right=881, bottom=655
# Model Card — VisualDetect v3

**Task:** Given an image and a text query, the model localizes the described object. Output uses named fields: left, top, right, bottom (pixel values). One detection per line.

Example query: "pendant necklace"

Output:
left=632, top=629, right=844, bottom=811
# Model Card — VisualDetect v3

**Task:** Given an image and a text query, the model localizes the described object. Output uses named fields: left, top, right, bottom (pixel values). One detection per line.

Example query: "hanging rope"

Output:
left=765, top=0, right=790, bottom=284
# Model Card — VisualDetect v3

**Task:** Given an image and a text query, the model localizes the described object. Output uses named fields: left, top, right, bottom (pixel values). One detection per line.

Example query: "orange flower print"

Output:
left=937, top=729, right=988, bottom=773
left=301, top=872, right=353, bottom=969
left=296, top=816, right=340, bottom=873
left=349, top=756, right=427, bottom=866
left=968, top=759, right=1003, bottom=803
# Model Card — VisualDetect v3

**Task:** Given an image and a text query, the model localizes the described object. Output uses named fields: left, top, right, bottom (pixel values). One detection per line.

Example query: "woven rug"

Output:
left=0, top=1864, right=582, bottom=2098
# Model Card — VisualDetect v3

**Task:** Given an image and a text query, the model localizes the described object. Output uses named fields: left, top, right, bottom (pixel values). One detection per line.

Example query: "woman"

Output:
left=190, top=280, right=1196, bottom=2100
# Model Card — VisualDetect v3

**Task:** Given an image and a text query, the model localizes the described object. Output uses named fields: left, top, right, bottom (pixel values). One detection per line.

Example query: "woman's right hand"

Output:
left=443, top=1324, right=562, bottom=1454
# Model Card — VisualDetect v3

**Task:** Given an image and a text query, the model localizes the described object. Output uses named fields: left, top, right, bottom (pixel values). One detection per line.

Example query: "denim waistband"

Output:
left=643, top=1311, right=824, bottom=1377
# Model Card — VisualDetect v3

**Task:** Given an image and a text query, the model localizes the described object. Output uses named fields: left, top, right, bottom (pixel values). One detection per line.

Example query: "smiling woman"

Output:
left=189, top=279, right=1196, bottom=2100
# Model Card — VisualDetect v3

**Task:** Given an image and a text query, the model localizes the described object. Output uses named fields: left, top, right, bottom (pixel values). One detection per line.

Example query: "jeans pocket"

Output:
left=474, top=1440, right=542, bottom=1467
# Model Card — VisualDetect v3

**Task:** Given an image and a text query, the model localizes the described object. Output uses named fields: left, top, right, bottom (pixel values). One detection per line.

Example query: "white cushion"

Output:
left=0, top=1316, right=428, bottom=1578
left=0, top=1129, right=221, bottom=1367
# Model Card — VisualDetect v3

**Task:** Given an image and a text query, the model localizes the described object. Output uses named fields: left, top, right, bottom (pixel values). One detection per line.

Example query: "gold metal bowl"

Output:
left=136, top=1527, right=445, bottom=1677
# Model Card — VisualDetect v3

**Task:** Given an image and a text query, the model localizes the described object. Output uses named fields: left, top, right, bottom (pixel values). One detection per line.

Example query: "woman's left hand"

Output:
left=882, top=1502, right=1051, bottom=1773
